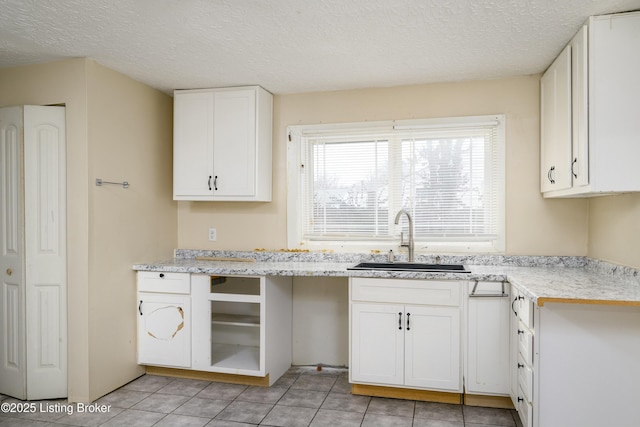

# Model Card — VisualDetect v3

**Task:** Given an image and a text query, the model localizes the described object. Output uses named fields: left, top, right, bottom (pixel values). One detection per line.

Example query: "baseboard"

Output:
left=144, top=366, right=270, bottom=387
left=351, top=383, right=462, bottom=404
left=464, top=393, right=514, bottom=409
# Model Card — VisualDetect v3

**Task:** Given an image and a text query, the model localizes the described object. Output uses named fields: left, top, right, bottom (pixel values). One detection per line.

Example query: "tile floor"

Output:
left=0, top=367, right=522, bottom=427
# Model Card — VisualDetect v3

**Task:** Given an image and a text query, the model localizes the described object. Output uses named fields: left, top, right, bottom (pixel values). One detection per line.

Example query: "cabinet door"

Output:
left=173, top=91, right=215, bottom=198
left=466, top=283, right=510, bottom=395
left=571, top=25, right=589, bottom=188
left=350, top=303, right=404, bottom=386
left=212, top=89, right=257, bottom=198
left=541, top=44, right=572, bottom=193
left=138, top=293, right=191, bottom=368
left=405, top=305, right=461, bottom=391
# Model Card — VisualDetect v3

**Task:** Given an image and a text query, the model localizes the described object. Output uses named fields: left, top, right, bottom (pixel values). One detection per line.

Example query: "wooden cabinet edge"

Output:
left=145, top=366, right=270, bottom=387
left=351, top=383, right=462, bottom=404
left=464, top=393, right=515, bottom=409
left=536, top=297, right=640, bottom=307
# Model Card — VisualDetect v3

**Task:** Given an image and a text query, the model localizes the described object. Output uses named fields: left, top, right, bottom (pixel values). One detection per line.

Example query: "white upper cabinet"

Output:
left=173, top=86, right=273, bottom=201
left=541, top=12, right=640, bottom=197
left=540, top=44, right=572, bottom=193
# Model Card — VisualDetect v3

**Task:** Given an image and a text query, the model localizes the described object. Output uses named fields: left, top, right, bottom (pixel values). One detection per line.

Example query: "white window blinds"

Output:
left=291, top=116, right=505, bottom=251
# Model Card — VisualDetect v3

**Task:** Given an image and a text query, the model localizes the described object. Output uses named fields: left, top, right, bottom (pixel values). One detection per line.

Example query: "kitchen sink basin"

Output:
left=347, top=262, right=470, bottom=273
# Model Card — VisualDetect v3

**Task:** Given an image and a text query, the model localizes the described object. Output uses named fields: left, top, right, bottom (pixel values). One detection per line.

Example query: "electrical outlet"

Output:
left=208, top=228, right=217, bottom=241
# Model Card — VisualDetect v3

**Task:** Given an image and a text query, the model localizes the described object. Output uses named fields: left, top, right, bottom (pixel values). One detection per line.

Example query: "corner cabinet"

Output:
left=541, top=12, right=640, bottom=197
left=349, top=278, right=462, bottom=393
left=509, top=287, right=640, bottom=427
left=509, top=287, right=534, bottom=427
left=173, top=86, right=273, bottom=201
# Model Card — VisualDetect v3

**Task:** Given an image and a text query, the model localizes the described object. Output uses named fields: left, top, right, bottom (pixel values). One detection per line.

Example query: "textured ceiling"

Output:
left=1, top=0, right=639, bottom=94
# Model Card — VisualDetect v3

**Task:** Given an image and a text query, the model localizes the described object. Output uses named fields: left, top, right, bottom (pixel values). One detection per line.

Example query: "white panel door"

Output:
left=405, top=305, right=461, bottom=391
left=0, top=106, right=66, bottom=400
left=212, top=89, right=256, bottom=198
left=23, top=106, right=67, bottom=399
left=0, top=106, right=26, bottom=399
left=350, top=303, right=404, bottom=386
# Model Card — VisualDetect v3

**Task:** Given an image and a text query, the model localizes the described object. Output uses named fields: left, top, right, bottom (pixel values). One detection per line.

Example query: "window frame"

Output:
left=287, top=115, right=505, bottom=253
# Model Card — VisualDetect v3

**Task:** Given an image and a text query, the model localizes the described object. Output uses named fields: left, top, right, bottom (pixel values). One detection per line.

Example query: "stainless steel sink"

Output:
left=347, top=262, right=470, bottom=273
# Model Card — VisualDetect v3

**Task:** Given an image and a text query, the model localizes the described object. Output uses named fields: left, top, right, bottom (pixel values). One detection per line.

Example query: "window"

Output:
left=287, top=115, right=505, bottom=253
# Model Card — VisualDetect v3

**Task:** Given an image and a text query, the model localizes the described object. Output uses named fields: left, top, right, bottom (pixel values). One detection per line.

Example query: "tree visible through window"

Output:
left=288, top=116, right=504, bottom=252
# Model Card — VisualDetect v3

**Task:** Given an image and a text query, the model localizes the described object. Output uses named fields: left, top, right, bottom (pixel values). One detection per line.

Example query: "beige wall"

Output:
left=85, top=61, right=176, bottom=400
left=3, top=58, right=636, bottom=391
left=588, top=194, right=640, bottom=268
left=175, top=76, right=594, bottom=366
left=0, top=59, right=176, bottom=402
left=178, top=76, right=589, bottom=256
left=1, top=58, right=92, bottom=401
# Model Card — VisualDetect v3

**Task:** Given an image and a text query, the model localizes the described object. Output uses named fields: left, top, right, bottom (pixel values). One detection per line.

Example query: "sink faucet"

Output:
left=394, top=209, right=414, bottom=262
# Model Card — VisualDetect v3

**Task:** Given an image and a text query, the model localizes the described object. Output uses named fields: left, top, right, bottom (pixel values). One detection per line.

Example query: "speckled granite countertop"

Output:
left=133, top=250, right=640, bottom=307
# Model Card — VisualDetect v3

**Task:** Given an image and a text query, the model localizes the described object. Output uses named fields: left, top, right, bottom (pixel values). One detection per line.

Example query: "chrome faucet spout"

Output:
left=394, top=209, right=414, bottom=262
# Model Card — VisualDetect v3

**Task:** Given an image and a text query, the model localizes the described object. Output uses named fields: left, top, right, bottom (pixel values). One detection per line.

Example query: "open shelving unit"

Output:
left=208, top=276, right=263, bottom=374
left=191, top=274, right=293, bottom=385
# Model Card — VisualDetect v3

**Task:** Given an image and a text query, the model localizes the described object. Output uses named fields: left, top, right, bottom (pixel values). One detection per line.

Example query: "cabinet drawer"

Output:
left=351, top=278, right=460, bottom=306
left=517, top=388, right=533, bottom=427
left=518, top=321, right=534, bottom=366
left=138, top=272, right=190, bottom=294
left=518, top=296, right=534, bottom=329
left=517, top=354, right=533, bottom=403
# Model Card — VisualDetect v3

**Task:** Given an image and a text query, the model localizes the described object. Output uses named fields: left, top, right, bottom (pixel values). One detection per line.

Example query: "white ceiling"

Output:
left=1, top=0, right=639, bottom=95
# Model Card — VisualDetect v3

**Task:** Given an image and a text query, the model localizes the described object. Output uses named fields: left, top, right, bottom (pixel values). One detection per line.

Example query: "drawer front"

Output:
left=518, top=321, right=534, bottom=365
left=517, top=388, right=533, bottom=427
left=351, top=278, right=460, bottom=306
left=517, top=354, right=533, bottom=403
left=518, top=296, right=534, bottom=329
left=138, top=271, right=190, bottom=294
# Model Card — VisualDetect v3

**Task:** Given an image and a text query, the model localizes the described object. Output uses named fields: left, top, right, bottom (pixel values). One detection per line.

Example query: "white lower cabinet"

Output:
left=350, top=278, right=462, bottom=393
left=509, top=287, right=640, bottom=427
left=137, top=272, right=191, bottom=368
left=509, top=287, right=535, bottom=427
left=137, top=272, right=292, bottom=386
